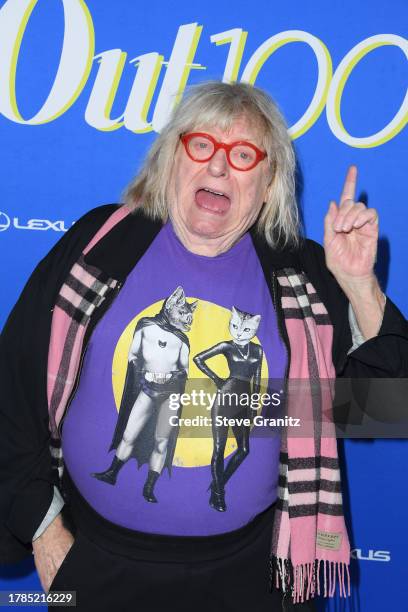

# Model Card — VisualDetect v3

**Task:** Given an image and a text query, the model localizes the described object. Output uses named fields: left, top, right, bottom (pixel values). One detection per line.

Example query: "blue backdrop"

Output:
left=0, top=1, right=407, bottom=610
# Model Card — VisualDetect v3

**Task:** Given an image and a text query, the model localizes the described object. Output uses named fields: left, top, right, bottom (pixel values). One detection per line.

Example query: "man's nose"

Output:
left=207, top=147, right=229, bottom=177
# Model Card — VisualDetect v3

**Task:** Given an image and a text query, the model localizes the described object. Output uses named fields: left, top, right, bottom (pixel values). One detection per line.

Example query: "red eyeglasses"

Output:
left=180, top=132, right=267, bottom=171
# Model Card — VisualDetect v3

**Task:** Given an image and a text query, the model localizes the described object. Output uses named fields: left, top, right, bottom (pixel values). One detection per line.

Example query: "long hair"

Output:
left=124, top=81, right=302, bottom=248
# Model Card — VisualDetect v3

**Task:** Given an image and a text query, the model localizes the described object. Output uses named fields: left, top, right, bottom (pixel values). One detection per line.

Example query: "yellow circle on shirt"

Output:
left=112, top=298, right=268, bottom=467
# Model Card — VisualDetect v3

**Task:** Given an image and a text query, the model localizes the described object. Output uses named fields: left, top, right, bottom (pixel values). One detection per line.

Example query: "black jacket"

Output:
left=1, top=204, right=407, bottom=564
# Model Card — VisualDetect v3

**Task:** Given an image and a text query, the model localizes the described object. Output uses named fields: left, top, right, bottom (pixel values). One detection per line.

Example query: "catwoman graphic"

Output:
left=193, top=306, right=263, bottom=512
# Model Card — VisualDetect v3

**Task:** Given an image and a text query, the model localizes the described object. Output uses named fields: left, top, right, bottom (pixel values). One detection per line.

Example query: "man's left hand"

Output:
left=323, top=164, right=379, bottom=290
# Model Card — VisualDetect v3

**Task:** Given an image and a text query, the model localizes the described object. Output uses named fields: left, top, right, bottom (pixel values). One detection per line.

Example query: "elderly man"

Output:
left=1, top=81, right=407, bottom=611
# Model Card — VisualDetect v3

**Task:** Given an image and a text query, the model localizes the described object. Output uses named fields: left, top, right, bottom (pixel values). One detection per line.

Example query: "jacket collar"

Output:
left=83, top=208, right=163, bottom=280
left=249, top=225, right=302, bottom=275
left=84, top=206, right=303, bottom=280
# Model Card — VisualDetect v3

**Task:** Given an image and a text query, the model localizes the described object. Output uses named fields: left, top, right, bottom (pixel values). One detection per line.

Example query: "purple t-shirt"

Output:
left=62, top=221, right=287, bottom=535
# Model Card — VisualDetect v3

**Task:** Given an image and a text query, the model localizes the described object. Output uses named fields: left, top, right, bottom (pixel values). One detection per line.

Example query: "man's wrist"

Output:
left=348, top=287, right=386, bottom=341
left=32, top=514, right=65, bottom=551
left=336, top=273, right=380, bottom=301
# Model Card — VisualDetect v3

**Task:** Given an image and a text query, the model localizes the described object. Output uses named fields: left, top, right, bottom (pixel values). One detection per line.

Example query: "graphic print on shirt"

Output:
left=92, top=292, right=268, bottom=510
left=91, top=286, right=197, bottom=503
left=193, top=307, right=263, bottom=512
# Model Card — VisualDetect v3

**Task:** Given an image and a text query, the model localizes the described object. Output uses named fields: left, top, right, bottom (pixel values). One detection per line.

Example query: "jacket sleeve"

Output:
left=339, top=295, right=408, bottom=377
left=0, top=204, right=119, bottom=564
left=301, top=239, right=408, bottom=428
left=32, top=487, right=65, bottom=541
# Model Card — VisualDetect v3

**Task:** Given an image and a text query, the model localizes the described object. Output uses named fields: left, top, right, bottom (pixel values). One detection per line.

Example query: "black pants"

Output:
left=51, top=471, right=317, bottom=612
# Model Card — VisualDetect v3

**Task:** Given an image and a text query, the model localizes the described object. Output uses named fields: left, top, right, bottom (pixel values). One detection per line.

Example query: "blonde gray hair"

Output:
left=124, top=81, right=302, bottom=248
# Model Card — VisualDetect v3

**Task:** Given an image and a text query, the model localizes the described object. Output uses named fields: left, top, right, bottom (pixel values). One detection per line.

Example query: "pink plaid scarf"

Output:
left=271, top=270, right=350, bottom=602
left=47, top=207, right=350, bottom=603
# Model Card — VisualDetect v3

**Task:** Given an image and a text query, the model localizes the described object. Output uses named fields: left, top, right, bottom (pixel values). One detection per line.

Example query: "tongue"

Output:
left=195, top=189, right=230, bottom=213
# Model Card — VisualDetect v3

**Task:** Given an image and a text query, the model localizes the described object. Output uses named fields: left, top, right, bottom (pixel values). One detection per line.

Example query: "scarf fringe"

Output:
left=270, top=556, right=350, bottom=603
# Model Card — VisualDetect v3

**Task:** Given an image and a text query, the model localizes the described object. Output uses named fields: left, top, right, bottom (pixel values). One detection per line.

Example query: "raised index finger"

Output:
left=340, top=165, right=357, bottom=205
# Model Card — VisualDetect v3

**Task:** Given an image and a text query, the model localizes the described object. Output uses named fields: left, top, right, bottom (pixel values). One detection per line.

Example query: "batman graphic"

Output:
left=91, top=286, right=197, bottom=503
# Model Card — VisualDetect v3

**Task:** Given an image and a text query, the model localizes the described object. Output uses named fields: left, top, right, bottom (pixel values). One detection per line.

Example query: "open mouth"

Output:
left=194, top=187, right=231, bottom=214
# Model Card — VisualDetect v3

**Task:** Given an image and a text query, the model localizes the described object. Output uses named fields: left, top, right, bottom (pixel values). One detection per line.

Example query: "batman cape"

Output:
left=108, top=312, right=189, bottom=476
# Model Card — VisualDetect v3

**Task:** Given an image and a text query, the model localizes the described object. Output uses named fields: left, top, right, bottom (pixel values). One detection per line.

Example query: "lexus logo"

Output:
left=0, top=211, right=11, bottom=232
left=0, top=212, right=73, bottom=232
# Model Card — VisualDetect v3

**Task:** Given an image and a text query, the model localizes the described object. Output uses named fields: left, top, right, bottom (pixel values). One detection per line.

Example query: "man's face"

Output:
left=167, top=116, right=272, bottom=245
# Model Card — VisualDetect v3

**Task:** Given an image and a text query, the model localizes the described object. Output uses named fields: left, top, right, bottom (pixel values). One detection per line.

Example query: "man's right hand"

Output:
left=32, top=514, right=75, bottom=593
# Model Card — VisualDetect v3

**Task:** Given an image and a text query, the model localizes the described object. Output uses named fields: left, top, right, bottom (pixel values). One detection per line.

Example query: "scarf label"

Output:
left=316, top=530, right=342, bottom=550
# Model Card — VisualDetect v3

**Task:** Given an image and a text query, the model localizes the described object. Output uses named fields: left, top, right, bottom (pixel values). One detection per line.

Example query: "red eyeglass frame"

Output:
left=180, top=132, right=267, bottom=171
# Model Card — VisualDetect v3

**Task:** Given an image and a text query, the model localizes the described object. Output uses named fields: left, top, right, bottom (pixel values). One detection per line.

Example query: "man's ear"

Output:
left=262, top=159, right=276, bottom=201
left=262, top=180, right=272, bottom=204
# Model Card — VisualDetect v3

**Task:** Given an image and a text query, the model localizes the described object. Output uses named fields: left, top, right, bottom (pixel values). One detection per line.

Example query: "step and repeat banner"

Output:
left=0, top=0, right=407, bottom=610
